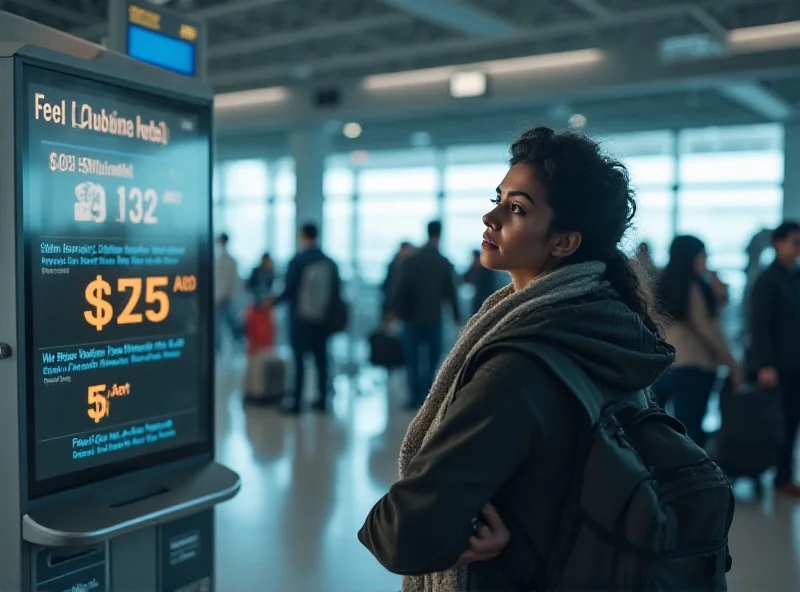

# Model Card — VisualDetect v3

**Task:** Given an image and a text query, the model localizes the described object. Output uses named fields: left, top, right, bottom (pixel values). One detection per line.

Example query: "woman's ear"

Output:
left=550, top=231, right=582, bottom=260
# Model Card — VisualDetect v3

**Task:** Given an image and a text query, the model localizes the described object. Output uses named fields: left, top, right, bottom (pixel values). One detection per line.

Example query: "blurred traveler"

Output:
left=634, top=240, right=659, bottom=282
left=654, top=235, right=741, bottom=446
left=463, top=249, right=507, bottom=316
left=389, top=221, right=461, bottom=409
left=742, top=228, right=773, bottom=343
left=361, top=128, right=732, bottom=591
left=749, top=221, right=800, bottom=497
left=273, top=223, right=342, bottom=413
left=248, top=252, right=275, bottom=303
left=382, top=241, right=413, bottom=318
left=214, top=232, right=242, bottom=352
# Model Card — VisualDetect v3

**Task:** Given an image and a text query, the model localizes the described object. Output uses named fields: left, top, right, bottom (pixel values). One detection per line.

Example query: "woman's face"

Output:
left=693, top=250, right=708, bottom=276
left=481, top=163, right=577, bottom=285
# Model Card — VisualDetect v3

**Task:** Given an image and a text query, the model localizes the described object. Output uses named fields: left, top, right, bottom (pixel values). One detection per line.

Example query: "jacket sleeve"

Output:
left=750, top=274, right=777, bottom=370
left=273, top=257, right=300, bottom=306
left=687, top=283, right=737, bottom=368
left=357, top=353, right=542, bottom=575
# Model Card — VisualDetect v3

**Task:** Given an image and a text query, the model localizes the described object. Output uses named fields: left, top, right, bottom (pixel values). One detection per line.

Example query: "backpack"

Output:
left=296, top=259, right=336, bottom=324
left=525, top=344, right=735, bottom=591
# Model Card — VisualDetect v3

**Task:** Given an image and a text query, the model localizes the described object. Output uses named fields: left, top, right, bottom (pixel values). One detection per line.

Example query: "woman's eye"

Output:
left=510, top=203, right=525, bottom=214
left=490, top=196, right=501, bottom=205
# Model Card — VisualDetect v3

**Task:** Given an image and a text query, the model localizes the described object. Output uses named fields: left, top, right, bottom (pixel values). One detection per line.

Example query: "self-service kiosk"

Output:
left=0, top=11, right=240, bottom=591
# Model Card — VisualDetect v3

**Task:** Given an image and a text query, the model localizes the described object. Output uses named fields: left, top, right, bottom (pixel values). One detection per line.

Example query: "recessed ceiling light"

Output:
left=569, top=113, right=587, bottom=129
left=343, top=122, right=362, bottom=139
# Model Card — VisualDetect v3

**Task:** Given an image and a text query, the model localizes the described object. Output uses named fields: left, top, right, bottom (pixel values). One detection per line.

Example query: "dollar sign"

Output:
left=84, top=275, right=113, bottom=331
left=49, top=152, right=58, bottom=172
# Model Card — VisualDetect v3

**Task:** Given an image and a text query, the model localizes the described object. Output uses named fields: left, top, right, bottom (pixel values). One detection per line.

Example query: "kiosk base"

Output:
left=26, top=462, right=237, bottom=591
left=33, top=509, right=214, bottom=592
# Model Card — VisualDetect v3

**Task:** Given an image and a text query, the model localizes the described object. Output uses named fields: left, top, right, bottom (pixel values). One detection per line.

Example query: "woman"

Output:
left=358, top=128, right=673, bottom=591
left=654, top=235, right=741, bottom=446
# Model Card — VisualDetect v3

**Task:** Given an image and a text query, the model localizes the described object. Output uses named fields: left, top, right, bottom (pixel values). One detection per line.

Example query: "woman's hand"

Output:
left=457, top=504, right=510, bottom=566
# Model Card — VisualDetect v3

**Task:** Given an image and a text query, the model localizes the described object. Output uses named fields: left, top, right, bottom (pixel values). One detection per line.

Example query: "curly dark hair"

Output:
left=509, top=126, right=659, bottom=334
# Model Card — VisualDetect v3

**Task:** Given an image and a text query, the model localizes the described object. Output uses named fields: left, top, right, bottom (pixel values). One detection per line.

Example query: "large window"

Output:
left=324, top=164, right=356, bottom=279
left=213, top=157, right=296, bottom=274
left=442, top=159, right=508, bottom=272
left=676, top=124, right=783, bottom=301
left=600, top=131, right=676, bottom=266
left=217, top=159, right=269, bottom=271
left=357, top=164, right=439, bottom=283
left=213, top=123, right=785, bottom=313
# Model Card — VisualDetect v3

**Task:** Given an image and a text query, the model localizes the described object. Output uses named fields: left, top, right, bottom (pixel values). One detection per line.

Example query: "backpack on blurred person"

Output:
left=529, top=344, right=735, bottom=591
left=296, top=258, right=348, bottom=335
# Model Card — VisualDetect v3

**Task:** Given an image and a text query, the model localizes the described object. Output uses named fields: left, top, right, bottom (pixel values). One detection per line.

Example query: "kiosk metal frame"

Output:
left=0, top=12, right=238, bottom=591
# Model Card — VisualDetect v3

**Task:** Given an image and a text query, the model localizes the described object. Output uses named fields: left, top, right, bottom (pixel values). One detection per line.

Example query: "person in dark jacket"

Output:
left=390, top=221, right=461, bottom=409
left=749, top=220, right=800, bottom=497
left=359, top=127, right=672, bottom=592
left=248, top=252, right=275, bottom=302
left=382, top=241, right=413, bottom=317
left=273, top=223, right=341, bottom=414
left=463, top=249, right=508, bottom=316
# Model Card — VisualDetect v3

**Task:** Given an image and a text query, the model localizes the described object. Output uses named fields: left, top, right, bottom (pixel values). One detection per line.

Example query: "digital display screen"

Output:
left=126, top=2, right=199, bottom=78
left=127, top=25, right=196, bottom=77
left=21, top=65, right=212, bottom=496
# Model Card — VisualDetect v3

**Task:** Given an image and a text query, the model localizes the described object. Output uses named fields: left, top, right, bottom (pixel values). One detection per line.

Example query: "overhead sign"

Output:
left=108, top=0, right=205, bottom=79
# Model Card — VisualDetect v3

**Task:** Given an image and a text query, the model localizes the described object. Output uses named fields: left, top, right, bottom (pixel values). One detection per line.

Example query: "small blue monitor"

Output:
left=127, top=24, right=195, bottom=77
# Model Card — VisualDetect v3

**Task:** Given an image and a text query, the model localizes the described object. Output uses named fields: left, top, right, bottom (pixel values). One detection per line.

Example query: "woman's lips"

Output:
left=482, top=233, right=498, bottom=250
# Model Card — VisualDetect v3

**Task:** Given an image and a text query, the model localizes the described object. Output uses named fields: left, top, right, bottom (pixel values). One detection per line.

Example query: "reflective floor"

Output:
left=213, top=355, right=800, bottom=592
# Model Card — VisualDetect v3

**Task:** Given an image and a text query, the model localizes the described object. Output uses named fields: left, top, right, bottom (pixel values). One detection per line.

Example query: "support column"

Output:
left=290, top=126, right=328, bottom=245
left=783, top=122, right=800, bottom=222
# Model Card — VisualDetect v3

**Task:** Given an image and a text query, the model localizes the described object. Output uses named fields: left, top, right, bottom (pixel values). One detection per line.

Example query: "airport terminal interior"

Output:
left=4, top=0, right=800, bottom=590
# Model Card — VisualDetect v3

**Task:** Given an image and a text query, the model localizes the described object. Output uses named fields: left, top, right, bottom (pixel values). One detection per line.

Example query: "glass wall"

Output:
left=675, top=124, right=783, bottom=300
left=213, top=123, right=784, bottom=308
left=213, top=157, right=296, bottom=275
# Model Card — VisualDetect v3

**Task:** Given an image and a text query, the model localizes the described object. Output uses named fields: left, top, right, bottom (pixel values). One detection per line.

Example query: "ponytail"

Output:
left=603, top=250, right=662, bottom=336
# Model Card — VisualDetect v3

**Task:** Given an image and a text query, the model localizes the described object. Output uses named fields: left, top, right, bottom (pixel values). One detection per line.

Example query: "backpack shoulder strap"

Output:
left=482, top=340, right=604, bottom=423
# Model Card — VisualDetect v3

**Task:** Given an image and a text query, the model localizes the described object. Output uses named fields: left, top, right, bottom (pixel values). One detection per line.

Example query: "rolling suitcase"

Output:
left=244, top=351, right=290, bottom=404
left=715, top=380, right=783, bottom=492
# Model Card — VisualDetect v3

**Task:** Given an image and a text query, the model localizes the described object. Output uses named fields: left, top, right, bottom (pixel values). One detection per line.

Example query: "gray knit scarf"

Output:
left=399, top=260, right=608, bottom=592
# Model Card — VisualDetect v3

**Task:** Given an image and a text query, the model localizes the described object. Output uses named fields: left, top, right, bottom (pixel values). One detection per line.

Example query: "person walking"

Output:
left=273, top=223, right=342, bottom=413
left=749, top=221, right=800, bottom=497
left=214, top=233, right=242, bottom=352
left=389, top=221, right=461, bottom=409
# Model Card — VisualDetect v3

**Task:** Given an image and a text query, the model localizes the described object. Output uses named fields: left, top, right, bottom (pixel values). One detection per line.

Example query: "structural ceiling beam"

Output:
left=6, top=0, right=87, bottom=22
left=209, top=14, right=409, bottom=59
left=568, top=0, right=612, bottom=20
left=211, top=3, right=730, bottom=87
left=719, top=82, right=793, bottom=121
left=214, top=39, right=800, bottom=133
left=373, top=0, right=515, bottom=37
left=191, top=0, right=288, bottom=21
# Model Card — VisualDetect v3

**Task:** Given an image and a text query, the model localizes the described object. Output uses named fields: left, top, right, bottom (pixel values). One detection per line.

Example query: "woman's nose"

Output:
left=483, top=210, right=498, bottom=229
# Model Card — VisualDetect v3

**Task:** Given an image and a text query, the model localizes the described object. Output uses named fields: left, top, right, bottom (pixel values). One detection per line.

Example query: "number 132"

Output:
left=117, top=187, right=158, bottom=224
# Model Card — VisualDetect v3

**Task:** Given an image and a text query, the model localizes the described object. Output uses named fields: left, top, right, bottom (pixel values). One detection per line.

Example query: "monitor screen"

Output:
left=20, top=64, right=213, bottom=497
